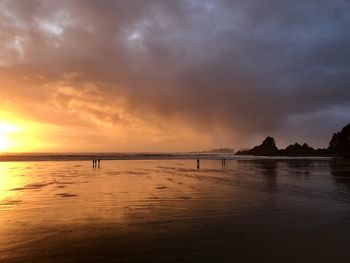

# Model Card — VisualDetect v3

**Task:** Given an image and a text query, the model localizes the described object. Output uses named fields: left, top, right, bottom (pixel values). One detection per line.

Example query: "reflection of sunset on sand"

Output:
left=0, top=162, right=27, bottom=205
left=0, top=160, right=243, bottom=225
left=1, top=159, right=350, bottom=262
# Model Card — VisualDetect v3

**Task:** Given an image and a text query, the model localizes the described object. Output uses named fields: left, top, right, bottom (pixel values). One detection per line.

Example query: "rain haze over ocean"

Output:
left=0, top=0, right=349, bottom=152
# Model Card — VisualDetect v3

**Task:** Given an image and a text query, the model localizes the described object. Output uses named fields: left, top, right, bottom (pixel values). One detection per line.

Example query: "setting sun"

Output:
left=0, top=135, right=9, bottom=151
left=0, top=123, right=20, bottom=151
left=0, top=118, right=50, bottom=152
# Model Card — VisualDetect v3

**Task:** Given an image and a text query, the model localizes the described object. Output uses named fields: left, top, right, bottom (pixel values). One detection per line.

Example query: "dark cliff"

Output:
left=236, top=137, right=279, bottom=156
left=236, top=123, right=350, bottom=157
left=328, top=123, right=350, bottom=156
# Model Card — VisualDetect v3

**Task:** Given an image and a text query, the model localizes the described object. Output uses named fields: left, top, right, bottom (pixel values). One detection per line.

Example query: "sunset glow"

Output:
left=0, top=123, right=20, bottom=151
left=0, top=135, right=9, bottom=151
left=0, top=116, right=48, bottom=152
left=0, top=0, right=349, bottom=152
left=0, top=1, right=350, bottom=263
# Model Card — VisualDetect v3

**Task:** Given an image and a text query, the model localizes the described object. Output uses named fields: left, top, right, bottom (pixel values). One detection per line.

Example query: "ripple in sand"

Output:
left=156, top=186, right=168, bottom=190
left=175, top=196, right=191, bottom=200
left=0, top=199, right=24, bottom=206
left=11, top=182, right=52, bottom=191
left=55, top=193, right=78, bottom=198
left=125, top=171, right=150, bottom=175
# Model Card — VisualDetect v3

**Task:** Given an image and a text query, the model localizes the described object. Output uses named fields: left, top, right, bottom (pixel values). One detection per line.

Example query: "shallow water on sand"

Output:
left=1, top=159, right=350, bottom=262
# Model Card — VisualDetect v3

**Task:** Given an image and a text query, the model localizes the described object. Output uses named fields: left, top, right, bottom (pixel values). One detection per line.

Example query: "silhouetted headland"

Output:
left=328, top=123, right=350, bottom=157
left=237, top=137, right=279, bottom=156
left=236, top=122, right=350, bottom=157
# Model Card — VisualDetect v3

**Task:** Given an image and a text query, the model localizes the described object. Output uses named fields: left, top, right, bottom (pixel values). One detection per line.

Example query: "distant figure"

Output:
left=98, top=159, right=101, bottom=168
left=197, top=159, right=200, bottom=169
left=92, top=159, right=95, bottom=168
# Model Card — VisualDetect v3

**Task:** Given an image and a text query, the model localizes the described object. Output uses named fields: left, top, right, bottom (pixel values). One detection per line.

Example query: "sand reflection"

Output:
left=0, top=162, right=28, bottom=207
left=0, top=160, right=248, bottom=228
left=1, top=159, right=350, bottom=262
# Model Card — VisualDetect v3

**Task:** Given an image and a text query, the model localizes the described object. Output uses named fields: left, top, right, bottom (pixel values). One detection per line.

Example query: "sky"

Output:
left=0, top=0, right=349, bottom=152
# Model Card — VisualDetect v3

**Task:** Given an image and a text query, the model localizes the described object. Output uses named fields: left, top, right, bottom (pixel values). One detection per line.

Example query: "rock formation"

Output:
left=279, top=143, right=315, bottom=156
left=328, top=123, right=350, bottom=156
left=236, top=122, right=350, bottom=157
left=236, top=137, right=279, bottom=156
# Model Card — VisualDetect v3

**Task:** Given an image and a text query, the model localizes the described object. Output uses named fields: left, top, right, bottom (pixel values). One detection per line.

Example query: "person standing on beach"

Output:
left=98, top=159, right=101, bottom=168
left=197, top=159, right=200, bottom=169
left=92, top=159, right=95, bottom=168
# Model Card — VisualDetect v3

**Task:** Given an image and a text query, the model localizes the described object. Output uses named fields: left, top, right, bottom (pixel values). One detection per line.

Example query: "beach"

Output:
left=1, top=158, right=350, bottom=262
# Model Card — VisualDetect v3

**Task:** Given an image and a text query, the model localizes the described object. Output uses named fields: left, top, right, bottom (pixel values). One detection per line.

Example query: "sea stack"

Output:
left=236, top=137, right=279, bottom=156
left=328, top=123, right=350, bottom=156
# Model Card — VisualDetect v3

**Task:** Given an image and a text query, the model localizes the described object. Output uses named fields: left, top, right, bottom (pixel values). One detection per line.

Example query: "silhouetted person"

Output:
left=98, top=159, right=101, bottom=168
left=222, top=157, right=226, bottom=166
left=197, top=159, right=200, bottom=169
left=92, top=159, right=95, bottom=168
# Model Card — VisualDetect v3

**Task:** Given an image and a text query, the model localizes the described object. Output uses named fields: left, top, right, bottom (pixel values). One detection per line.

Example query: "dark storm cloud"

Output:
left=1, top=0, right=350, bottom=147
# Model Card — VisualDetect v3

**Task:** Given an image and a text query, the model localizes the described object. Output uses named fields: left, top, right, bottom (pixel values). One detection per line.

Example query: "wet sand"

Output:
left=1, top=159, right=350, bottom=262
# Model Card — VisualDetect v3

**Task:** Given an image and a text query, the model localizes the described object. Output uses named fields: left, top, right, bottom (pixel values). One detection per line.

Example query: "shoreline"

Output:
left=0, top=153, right=333, bottom=162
